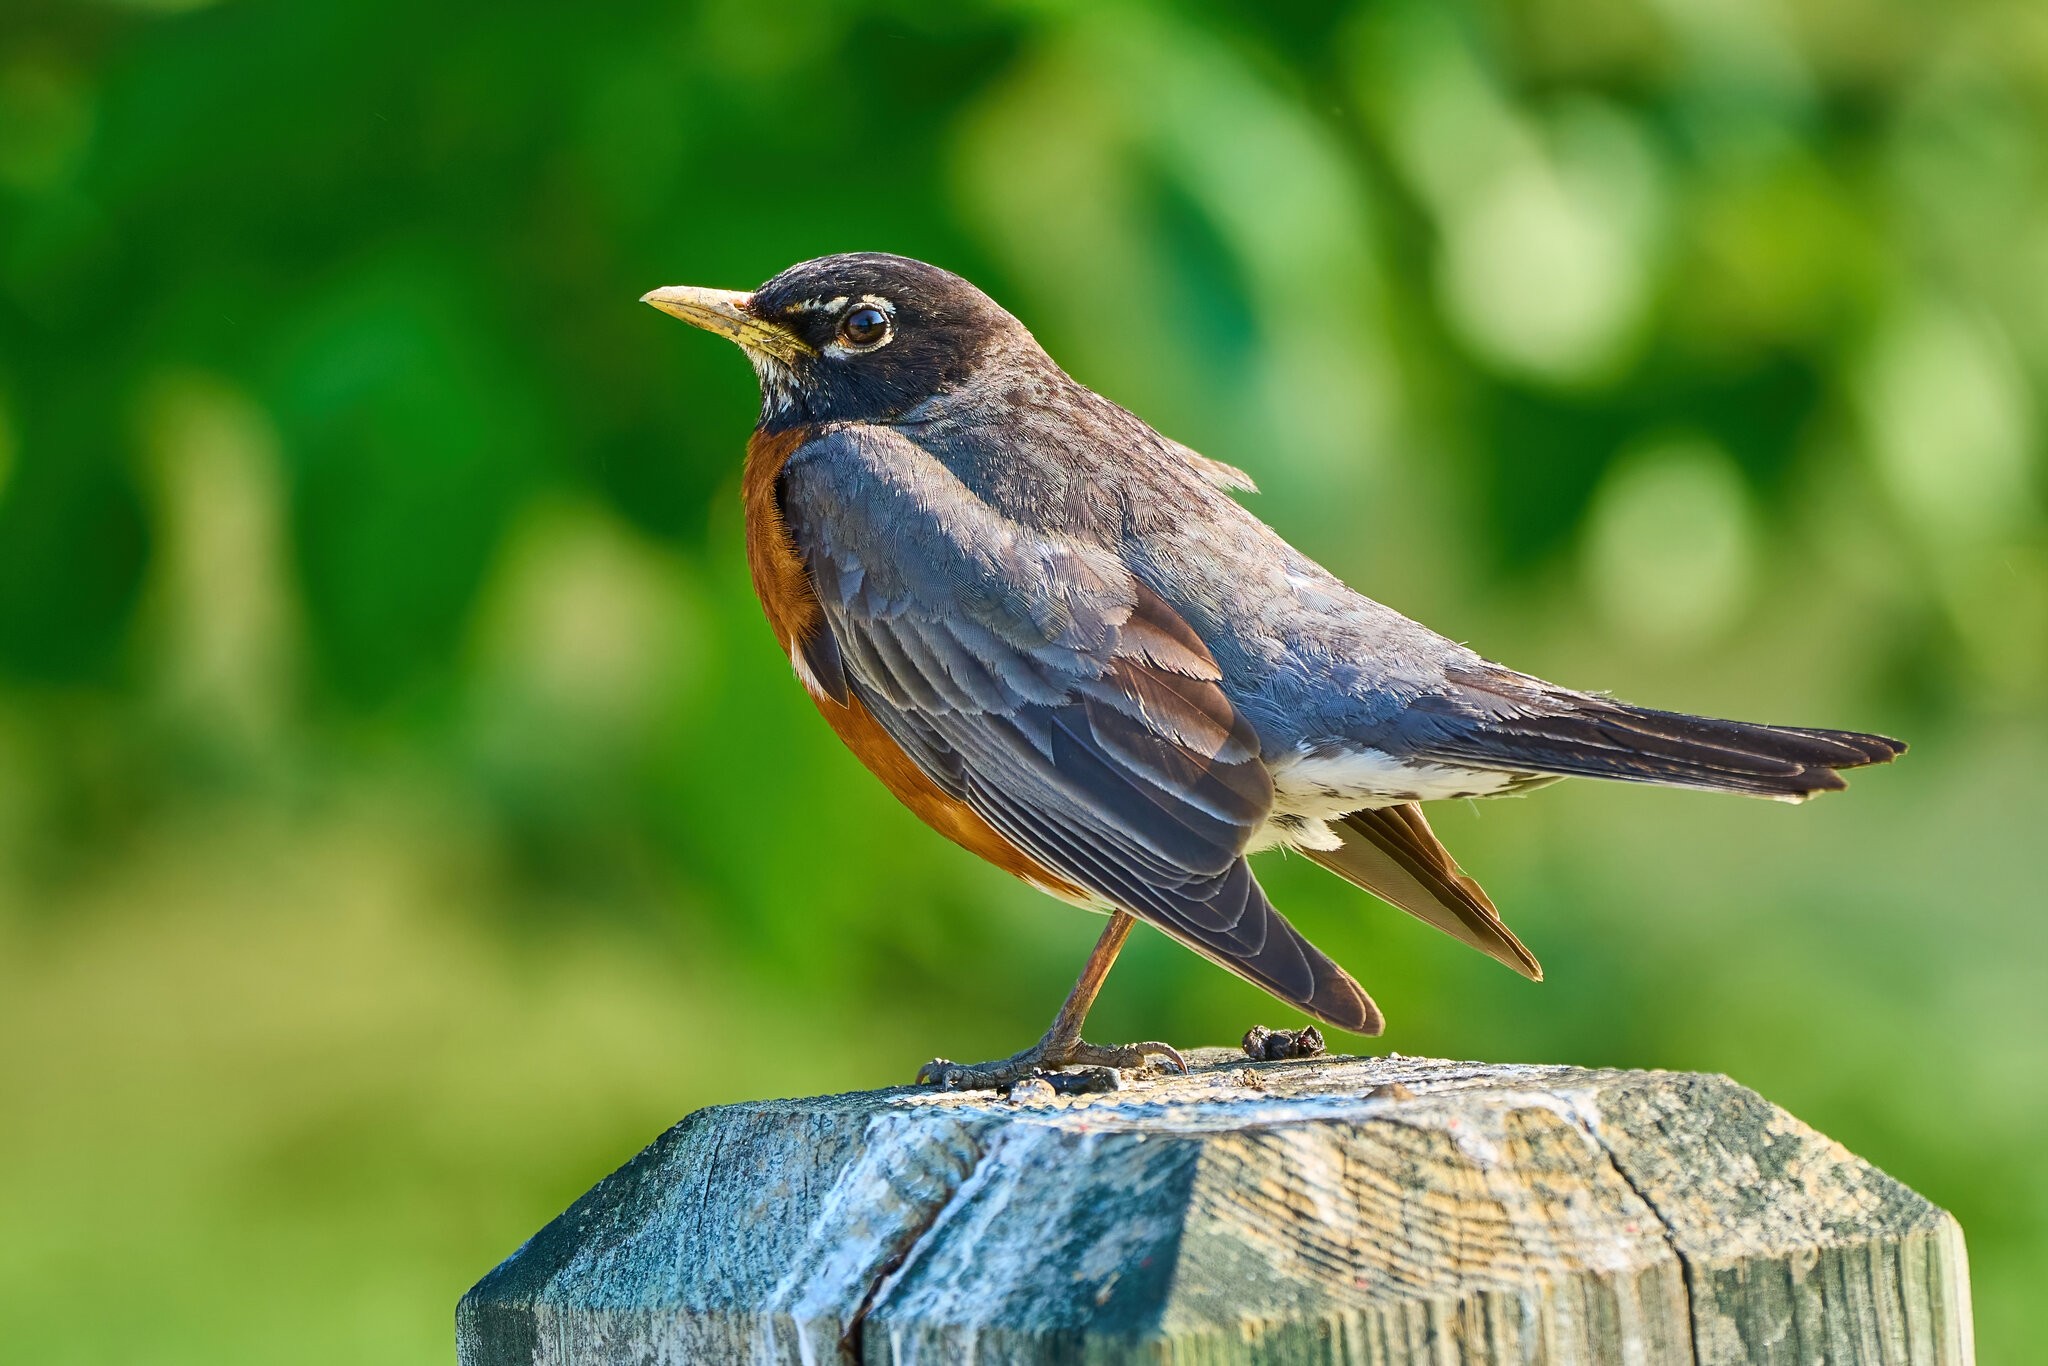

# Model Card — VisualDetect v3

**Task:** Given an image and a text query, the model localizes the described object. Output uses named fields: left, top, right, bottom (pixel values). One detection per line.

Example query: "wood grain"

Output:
left=457, top=1054, right=1972, bottom=1365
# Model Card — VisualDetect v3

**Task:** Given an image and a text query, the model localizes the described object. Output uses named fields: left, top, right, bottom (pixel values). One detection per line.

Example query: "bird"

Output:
left=642, top=252, right=1903, bottom=1090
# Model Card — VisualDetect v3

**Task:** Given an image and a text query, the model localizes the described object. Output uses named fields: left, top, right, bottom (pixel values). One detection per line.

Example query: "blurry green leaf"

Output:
left=266, top=252, right=549, bottom=705
left=0, top=59, right=93, bottom=193
left=1581, top=432, right=1758, bottom=649
left=0, top=373, right=149, bottom=681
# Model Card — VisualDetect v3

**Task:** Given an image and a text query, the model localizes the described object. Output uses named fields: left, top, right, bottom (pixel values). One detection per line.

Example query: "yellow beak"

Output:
left=640, top=285, right=813, bottom=365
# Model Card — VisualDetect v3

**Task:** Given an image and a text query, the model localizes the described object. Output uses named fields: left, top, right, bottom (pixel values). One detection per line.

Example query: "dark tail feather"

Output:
left=1304, top=804, right=1540, bottom=980
left=1422, top=673, right=1905, bottom=801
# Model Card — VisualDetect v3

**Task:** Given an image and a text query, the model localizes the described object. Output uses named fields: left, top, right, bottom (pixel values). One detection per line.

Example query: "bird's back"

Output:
left=894, top=370, right=1479, bottom=758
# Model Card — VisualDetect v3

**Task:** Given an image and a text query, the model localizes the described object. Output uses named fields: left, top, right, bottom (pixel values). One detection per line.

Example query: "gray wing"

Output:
left=780, top=425, right=1379, bottom=1033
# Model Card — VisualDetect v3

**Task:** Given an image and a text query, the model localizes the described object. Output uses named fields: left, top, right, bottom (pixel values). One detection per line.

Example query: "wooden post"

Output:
left=456, top=1052, right=1972, bottom=1364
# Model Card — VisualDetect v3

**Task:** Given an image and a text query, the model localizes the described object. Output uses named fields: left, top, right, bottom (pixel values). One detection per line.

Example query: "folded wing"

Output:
left=780, top=425, right=1379, bottom=1033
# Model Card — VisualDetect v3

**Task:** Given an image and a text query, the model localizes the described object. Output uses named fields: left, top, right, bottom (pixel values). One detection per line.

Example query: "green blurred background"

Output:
left=2, top=0, right=2043, bottom=1359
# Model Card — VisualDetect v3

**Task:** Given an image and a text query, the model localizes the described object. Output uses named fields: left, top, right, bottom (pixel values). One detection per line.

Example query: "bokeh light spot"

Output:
left=1582, top=434, right=1759, bottom=650
left=0, top=60, right=93, bottom=193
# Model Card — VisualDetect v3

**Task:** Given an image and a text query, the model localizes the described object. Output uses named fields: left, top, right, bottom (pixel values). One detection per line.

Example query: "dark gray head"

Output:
left=643, top=253, right=1032, bottom=430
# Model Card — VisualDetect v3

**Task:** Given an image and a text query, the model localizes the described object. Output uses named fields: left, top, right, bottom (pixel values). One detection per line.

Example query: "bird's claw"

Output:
left=914, top=1058, right=979, bottom=1089
left=1068, top=1039, right=1186, bottom=1074
left=915, top=1038, right=1186, bottom=1093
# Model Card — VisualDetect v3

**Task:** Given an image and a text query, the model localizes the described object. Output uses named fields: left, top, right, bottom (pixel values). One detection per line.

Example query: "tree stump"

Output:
left=456, top=1052, right=1972, bottom=1364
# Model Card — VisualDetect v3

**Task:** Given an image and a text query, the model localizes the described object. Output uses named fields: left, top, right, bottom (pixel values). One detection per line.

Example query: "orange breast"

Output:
left=742, top=429, right=1089, bottom=902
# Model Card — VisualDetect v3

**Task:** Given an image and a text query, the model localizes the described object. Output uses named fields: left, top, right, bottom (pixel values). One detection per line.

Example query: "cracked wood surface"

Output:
left=456, top=1053, right=1972, bottom=1365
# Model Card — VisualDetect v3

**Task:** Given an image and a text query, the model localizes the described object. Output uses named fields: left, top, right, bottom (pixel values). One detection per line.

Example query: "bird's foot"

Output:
left=916, top=1037, right=1186, bottom=1093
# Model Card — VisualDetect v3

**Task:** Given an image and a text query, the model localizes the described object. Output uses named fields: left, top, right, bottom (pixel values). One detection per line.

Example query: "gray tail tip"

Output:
left=1801, top=727, right=1908, bottom=795
left=1843, top=730, right=1908, bottom=764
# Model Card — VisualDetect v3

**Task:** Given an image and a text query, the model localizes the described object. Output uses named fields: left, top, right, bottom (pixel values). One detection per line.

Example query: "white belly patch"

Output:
left=1250, top=747, right=1532, bottom=853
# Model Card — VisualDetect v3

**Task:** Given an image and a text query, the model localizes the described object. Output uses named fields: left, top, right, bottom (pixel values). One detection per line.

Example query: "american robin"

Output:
left=643, top=253, right=1903, bottom=1090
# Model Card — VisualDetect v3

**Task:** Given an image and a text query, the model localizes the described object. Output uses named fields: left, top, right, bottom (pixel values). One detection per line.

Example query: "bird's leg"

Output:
left=916, top=911, right=1186, bottom=1091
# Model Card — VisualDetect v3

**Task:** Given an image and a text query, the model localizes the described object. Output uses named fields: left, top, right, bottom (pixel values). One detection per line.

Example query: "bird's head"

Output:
left=642, top=253, right=1024, bottom=430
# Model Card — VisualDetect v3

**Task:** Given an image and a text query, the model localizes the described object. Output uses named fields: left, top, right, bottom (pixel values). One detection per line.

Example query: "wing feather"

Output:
left=780, top=426, right=1379, bottom=1032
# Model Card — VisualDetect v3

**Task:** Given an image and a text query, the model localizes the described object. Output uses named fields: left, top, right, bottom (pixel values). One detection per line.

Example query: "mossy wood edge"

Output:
left=456, top=1052, right=1972, bottom=1364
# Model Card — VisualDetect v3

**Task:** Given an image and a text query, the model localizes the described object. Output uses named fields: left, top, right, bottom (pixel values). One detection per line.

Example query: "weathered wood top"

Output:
left=457, top=1051, right=1972, bottom=1365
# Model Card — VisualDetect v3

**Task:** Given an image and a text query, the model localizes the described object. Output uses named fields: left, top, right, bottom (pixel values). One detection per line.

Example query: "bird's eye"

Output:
left=839, top=306, right=890, bottom=348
